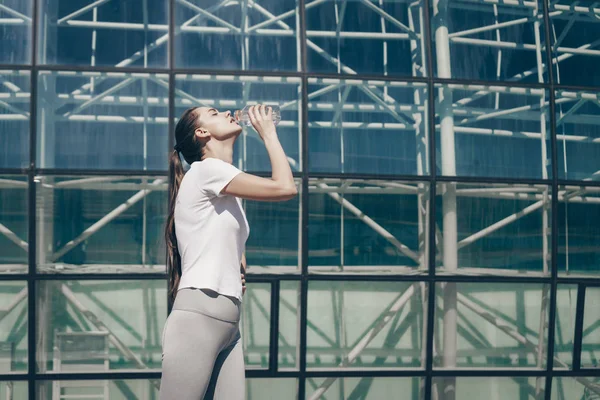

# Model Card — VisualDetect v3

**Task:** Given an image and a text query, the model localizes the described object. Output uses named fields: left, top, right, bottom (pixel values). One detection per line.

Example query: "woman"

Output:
left=160, top=105, right=297, bottom=399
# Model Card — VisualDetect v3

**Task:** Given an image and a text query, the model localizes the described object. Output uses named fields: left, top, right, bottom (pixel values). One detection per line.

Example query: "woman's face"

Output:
left=195, top=107, right=242, bottom=141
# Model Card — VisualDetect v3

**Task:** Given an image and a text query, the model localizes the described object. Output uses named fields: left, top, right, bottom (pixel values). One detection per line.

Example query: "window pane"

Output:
left=37, top=0, right=168, bottom=67
left=436, top=183, right=551, bottom=276
left=549, top=2, right=600, bottom=87
left=35, top=175, right=167, bottom=274
left=0, top=1, right=32, bottom=64
left=435, top=84, right=551, bottom=178
left=306, top=1, right=425, bottom=77
left=308, top=78, right=428, bottom=175
left=0, top=381, right=27, bottom=399
left=241, top=283, right=270, bottom=370
left=558, top=186, right=600, bottom=277
left=0, top=282, right=28, bottom=373
left=0, top=175, right=28, bottom=274
left=0, top=70, right=30, bottom=169
left=36, top=71, right=169, bottom=170
left=434, top=282, right=549, bottom=369
left=555, top=91, right=600, bottom=181
left=432, top=377, right=545, bottom=400
left=431, top=0, right=547, bottom=83
left=309, top=179, right=429, bottom=274
left=551, top=377, right=600, bottom=400
left=553, top=285, right=577, bottom=370
left=245, top=180, right=300, bottom=273
left=582, top=287, right=600, bottom=368
left=174, top=74, right=301, bottom=172
left=36, top=280, right=166, bottom=373
left=175, top=0, right=299, bottom=71
left=307, top=377, right=421, bottom=400
left=307, top=281, right=426, bottom=370
left=37, top=379, right=160, bottom=399
left=279, top=280, right=299, bottom=370
left=246, top=378, right=297, bottom=400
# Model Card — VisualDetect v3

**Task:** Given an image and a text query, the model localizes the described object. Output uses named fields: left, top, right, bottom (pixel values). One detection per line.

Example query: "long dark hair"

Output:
left=165, top=107, right=205, bottom=309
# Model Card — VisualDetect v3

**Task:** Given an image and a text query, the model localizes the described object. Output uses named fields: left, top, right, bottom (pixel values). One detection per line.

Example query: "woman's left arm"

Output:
left=241, top=252, right=247, bottom=296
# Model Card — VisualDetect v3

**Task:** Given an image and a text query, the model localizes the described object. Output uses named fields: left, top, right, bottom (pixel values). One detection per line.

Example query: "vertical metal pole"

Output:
left=542, top=0, right=559, bottom=398
left=409, top=2, right=429, bottom=273
left=240, top=0, right=250, bottom=171
left=299, top=0, right=309, bottom=396
left=28, top=0, right=40, bottom=395
left=167, top=0, right=175, bottom=316
left=532, top=4, right=550, bottom=397
left=423, top=0, right=436, bottom=397
left=432, top=1, right=457, bottom=399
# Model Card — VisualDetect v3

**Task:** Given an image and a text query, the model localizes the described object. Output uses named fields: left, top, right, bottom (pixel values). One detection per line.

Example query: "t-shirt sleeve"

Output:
left=196, top=158, right=243, bottom=198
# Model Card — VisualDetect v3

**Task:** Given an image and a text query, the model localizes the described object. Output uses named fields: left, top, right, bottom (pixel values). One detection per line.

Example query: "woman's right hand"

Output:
left=248, top=104, right=277, bottom=141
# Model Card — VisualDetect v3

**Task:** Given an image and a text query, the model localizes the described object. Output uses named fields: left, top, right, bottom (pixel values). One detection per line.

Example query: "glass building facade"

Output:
left=0, top=0, right=599, bottom=399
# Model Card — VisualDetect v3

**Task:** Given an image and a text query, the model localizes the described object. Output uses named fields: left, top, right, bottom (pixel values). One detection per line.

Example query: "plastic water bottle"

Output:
left=235, top=105, right=281, bottom=127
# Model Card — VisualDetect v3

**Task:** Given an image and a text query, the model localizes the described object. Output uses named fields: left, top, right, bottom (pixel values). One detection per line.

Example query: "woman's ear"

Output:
left=195, top=127, right=209, bottom=139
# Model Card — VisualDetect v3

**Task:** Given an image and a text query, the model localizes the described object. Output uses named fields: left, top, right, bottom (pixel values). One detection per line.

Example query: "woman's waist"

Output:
left=173, top=287, right=241, bottom=323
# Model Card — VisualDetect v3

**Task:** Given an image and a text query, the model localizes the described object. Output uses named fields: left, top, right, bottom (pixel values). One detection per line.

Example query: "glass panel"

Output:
left=558, top=186, right=600, bottom=277
left=582, top=287, right=600, bottom=368
left=307, top=377, right=422, bottom=400
left=308, top=78, right=429, bottom=175
left=241, top=282, right=270, bottom=370
left=432, top=377, right=545, bottom=400
left=553, top=285, right=577, bottom=370
left=0, top=175, right=28, bottom=274
left=307, top=281, right=425, bottom=370
left=37, top=0, right=168, bottom=67
left=435, top=183, right=551, bottom=276
left=435, top=84, right=551, bottom=178
left=548, top=2, right=600, bottom=87
left=37, top=379, right=160, bottom=399
left=245, top=179, right=301, bottom=274
left=0, top=70, right=30, bottom=169
left=306, top=1, right=425, bottom=77
left=174, top=74, right=301, bottom=172
left=434, top=282, right=549, bottom=369
left=0, top=282, right=28, bottom=373
left=36, top=71, right=169, bottom=170
left=555, top=91, right=600, bottom=180
left=175, top=0, right=299, bottom=71
left=308, top=179, right=429, bottom=274
left=36, top=280, right=166, bottom=373
left=431, top=0, right=547, bottom=83
left=0, top=381, right=27, bottom=399
left=0, top=1, right=32, bottom=64
left=551, top=377, right=600, bottom=400
left=246, top=378, right=297, bottom=400
left=35, top=175, right=167, bottom=274
left=279, top=280, right=299, bottom=370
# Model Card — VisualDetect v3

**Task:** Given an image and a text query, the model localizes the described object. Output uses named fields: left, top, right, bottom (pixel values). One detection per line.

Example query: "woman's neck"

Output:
left=201, top=139, right=235, bottom=164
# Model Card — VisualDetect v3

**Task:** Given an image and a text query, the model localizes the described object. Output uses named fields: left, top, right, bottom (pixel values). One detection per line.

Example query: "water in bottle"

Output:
left=235, top=105, right=281, bottom=127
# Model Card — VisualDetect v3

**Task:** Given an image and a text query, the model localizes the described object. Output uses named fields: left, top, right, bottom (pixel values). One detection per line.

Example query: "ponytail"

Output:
left=165, top=149, right=186, bottom=310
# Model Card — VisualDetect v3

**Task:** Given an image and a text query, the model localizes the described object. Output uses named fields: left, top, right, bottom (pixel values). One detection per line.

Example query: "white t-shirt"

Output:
left=174, top=157, right=249, bottom=302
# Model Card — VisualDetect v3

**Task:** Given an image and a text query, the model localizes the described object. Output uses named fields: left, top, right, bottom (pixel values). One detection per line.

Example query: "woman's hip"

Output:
left=173, top=287, right=241, bottom=323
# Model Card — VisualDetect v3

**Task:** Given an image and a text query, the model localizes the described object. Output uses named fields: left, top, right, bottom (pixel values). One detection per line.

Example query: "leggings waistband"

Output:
left=173, top=288, right=241, bottom=323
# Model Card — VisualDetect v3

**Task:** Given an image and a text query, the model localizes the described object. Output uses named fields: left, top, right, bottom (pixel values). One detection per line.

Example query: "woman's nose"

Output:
left=224, top=110, right=231, bottom=118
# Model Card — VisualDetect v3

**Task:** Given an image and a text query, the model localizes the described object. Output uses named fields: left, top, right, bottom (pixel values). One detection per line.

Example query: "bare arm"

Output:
left=223, top=105, right=297, bottom=201
left=240, top=252, right=246, bottom=275
left=240, top=252, right=246, bottom=296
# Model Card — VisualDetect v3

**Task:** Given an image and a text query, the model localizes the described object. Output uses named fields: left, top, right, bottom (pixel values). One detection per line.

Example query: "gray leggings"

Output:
left=159, top=287, right=245, bottom=400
